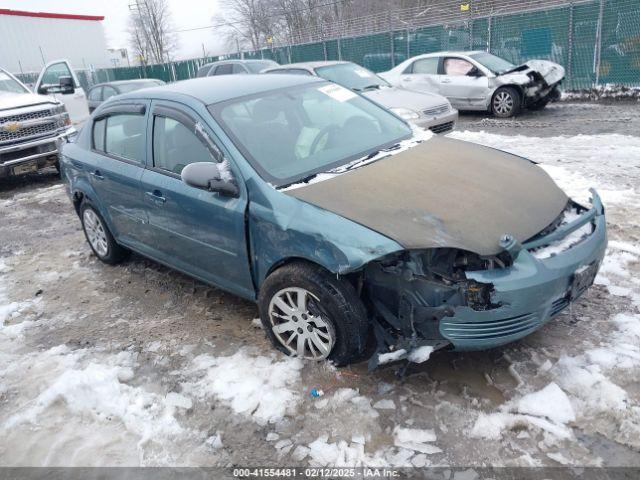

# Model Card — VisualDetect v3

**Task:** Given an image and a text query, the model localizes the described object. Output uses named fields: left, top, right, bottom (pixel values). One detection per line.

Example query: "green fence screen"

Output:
left=15, top=0, right=640, bottom=91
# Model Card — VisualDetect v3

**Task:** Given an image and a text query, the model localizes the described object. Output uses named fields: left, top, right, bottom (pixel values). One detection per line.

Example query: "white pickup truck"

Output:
left=1, top=59, right=89, bottom=178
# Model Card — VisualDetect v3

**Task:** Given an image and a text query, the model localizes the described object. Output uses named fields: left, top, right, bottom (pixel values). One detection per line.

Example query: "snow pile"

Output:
left=378, top=349, right=406, bottom=365
left=407, top=346, right=434, bottom=363
left=183, top=349, right=303, bottom=425
left=6, top=350, right=184, bottom=444
left=447, top=131, right=640, bottom=208
left=470, top=383, right=575, bottom=441
left=562, top=84, right=640, bottom=102
left=393, top=427, right=442, bottom=455
left=307, top=435, right=385, bottom=467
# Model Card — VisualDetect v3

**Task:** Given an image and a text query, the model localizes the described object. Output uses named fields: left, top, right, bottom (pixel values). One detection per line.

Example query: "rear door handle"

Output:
left=145, top=190, right=166, bottom=204
left=441, top=79, right=452, bottom=84
left=90, top=170, right=104, bottom=180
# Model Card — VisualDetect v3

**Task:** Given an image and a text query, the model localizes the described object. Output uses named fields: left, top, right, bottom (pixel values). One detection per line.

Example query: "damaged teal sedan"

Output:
left=59, top=75, right=607, bottom=368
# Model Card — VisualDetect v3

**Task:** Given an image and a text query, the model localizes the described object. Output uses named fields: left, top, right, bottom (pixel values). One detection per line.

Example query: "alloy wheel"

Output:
left=83, top=209, right=109, bottom=258
left=267, top=287, right=335, bottom=360
left=493, top=91, right=514, bottom=116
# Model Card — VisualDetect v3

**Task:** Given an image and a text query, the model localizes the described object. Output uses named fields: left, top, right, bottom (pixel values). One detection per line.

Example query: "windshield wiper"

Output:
left=361, top=84, right=381, bottom=91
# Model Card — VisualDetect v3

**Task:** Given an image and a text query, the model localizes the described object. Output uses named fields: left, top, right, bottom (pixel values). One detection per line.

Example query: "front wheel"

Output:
left=491, top=87, right=521, bottom=118
left=258, top=262, right=369, bottom=366
left=80, top=201, right=129, bottom=264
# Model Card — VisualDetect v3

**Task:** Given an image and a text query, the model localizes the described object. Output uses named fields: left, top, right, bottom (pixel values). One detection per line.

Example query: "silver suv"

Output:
left=0, top=67, right=75, bottom=178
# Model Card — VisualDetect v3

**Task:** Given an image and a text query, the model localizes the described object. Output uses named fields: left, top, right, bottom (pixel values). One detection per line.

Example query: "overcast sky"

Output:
left=2, top=0, right=226, bottom=60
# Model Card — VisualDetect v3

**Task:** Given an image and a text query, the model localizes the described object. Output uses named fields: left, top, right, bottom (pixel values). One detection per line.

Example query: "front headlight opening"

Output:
left=390, top=107, right=420, bottom=120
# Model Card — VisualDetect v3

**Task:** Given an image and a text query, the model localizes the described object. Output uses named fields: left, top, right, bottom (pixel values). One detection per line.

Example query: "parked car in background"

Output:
left=0, top=66, right=75, bottom=178
left=34, top=59, right=90, bottom=125
left=196, top=59, right=279, bottom=77
left=60, top=75, right=606, bottom=367
left=87, top=79, right=166, bottom=112
left=381, top=51, right=565, bottom=117
left=263, top=61, right=457, bottom=133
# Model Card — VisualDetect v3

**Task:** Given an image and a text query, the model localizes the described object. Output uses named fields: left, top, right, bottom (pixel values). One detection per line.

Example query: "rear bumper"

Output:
left=0, top=128, right=76, bottom=178
left=414, top=109, right=458, bottom=134
left=440, top=191, right=607, bottom=350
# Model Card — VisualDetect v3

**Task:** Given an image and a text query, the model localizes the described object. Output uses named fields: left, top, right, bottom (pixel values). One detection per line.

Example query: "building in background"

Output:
left=0, top=8, right=109, bottom=74
left=108, top=48, right=131, bottom=68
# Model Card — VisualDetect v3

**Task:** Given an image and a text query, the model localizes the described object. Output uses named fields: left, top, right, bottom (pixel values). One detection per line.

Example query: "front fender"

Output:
left=247, top=178, right=403, bottom=288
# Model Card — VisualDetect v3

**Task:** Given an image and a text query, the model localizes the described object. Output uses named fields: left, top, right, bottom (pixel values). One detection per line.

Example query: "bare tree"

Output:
left=128, top=0, right=178, bottom=64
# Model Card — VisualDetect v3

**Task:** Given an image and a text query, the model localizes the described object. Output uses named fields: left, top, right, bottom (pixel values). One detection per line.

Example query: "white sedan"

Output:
left=380, top=51, right=565, bottom=118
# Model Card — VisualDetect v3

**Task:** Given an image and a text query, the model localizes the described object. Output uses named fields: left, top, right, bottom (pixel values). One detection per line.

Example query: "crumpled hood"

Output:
left=286, top=136, right=568, bottom=256
left=501, top=60, right=565, bottom=86
left=363, top=86, right=450, bottom=112
left=0, top=91, right=57, bottom=112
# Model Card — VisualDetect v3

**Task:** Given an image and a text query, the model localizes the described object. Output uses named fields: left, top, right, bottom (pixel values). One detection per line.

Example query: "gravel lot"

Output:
left=1, top=102, right=639, bottom=469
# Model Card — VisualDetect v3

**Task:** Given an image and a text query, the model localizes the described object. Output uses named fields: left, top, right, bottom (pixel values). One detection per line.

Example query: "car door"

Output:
left=397, top=56, right=442, bottom=95
left=139, top=100, right=254, bottom=298
left=437, top=56, right=490, bottom=108
left=88, top=102, right=150, bottom=250
left=35, top=59, right=90, bottom=125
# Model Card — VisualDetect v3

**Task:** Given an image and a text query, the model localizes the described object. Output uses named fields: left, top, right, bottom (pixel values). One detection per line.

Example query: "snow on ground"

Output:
left=0, top=125, right=639, bottom=467
left=182, top=349, right=304, bottom=425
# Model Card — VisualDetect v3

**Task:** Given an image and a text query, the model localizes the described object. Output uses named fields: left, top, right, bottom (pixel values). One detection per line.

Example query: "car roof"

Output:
left=118, top=74, right=324, bottom=105
left=91, top=79, right=163, bottom=89
left=199, top=59, right=278, bottom=69
left=418, top=51, right=485, bottom=57
left=266, top=61, right=348, bottom=71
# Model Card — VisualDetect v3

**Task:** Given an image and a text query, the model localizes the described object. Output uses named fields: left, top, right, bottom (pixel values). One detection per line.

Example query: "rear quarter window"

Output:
left=99, top=114, right=145, bottom=163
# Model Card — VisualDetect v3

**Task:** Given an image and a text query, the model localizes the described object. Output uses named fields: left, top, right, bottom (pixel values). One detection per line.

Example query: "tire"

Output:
left=79, top=200, right=129, bottom=264
left=529, top=98, right=549, bottom=111
left=491, top=86, right=521, bottom=118
left=258, top=261, right=369, bottom=366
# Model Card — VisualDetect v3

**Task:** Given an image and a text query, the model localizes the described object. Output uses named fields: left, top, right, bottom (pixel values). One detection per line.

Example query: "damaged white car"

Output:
left=380, top=51, right=564, bottom=117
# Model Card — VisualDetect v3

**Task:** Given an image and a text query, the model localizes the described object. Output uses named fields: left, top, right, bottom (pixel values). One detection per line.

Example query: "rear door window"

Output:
left=411, top=57, right=439, bottom=74
left=103, top=114, right=145, bottom=163
left=103, top=86, right=118, bottom=101
left=231, top=64, right=247, bottom=74
left=212, top=64, right=233, bottom=76
left=88, top=87, right=103, bottom=101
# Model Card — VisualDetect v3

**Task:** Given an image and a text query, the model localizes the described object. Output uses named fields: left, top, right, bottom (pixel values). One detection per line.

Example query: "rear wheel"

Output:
left=258, top=262, right=369, bottom=366
left=80, top=201, right=129, bottom=264
left=492, top=87, right=521, bottom=118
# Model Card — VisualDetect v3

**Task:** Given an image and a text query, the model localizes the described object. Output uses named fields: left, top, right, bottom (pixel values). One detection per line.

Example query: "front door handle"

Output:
left=402, top=76, right=413, bottom=81
left=145, top=190, right=166, bottom=204
left=90, top=170, right=104, bottom=180
left=441, top=78, right=452, bottom=84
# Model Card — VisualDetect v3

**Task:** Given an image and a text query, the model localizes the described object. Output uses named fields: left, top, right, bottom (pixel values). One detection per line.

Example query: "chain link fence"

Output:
left=15, top=0, right=640, bottom=91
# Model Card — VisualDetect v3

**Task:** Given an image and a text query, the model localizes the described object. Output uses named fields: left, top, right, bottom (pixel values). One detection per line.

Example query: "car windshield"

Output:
left=0, top=71, right=29, bottom=94
left=469, top=52, right=516, bottom=75
left=116, top=81, right=163, bottom=93
left=245, top=60, right=279, bottom=73
left=315, top=63, right=389, bottom=91
left=211, top=82, right=412, bottom=187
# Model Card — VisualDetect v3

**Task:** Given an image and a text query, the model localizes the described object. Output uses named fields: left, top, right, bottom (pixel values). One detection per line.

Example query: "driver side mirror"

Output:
left=181, top=162, right=239, bottom=197
left=59, top=76, right=75, bottom=94
left=38, top=76, right=75, bottom=95
left=467, top=66, right=483, bottom=78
